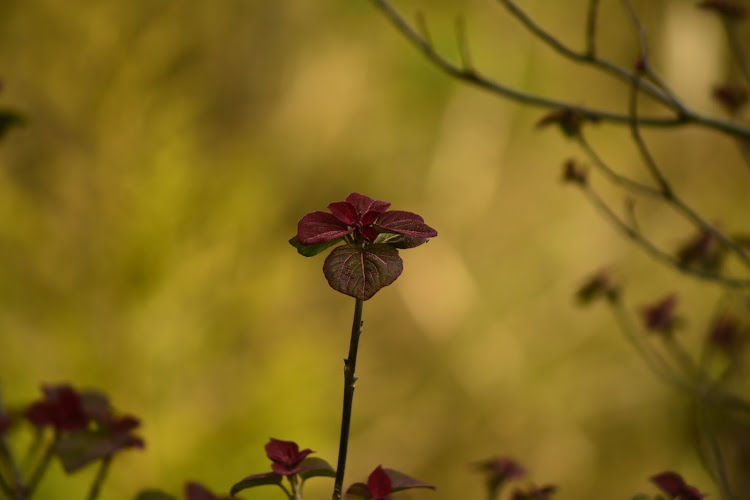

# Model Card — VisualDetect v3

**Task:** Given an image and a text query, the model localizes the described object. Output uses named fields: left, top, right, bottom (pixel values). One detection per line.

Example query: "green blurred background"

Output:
left=0, top=0, right=748, bottom=498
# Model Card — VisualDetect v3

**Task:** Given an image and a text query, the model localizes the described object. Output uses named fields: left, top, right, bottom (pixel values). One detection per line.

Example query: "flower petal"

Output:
left=373, top=211, right=438, bottom=239
left=297, top=211, right=352, bottom=245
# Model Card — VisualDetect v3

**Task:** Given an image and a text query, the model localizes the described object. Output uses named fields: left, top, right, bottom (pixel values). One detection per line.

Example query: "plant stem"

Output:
left=85, top=456, right=112, bottom=500
left=24, top=436, right=56, bottom=500
left=332, top=298, right=365, bottom=500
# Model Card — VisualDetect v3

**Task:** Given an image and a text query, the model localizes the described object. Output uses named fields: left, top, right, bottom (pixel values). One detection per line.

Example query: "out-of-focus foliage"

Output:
left=0, top=0, right=747, bottom=499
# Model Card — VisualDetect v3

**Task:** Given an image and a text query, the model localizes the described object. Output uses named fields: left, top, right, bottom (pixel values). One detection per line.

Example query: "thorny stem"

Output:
left=332, top=299, right=365, bottom=500
left=85, top=456, right=112, bottom=500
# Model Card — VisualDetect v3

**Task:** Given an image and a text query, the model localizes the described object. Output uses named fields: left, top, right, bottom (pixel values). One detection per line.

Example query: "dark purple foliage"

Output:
left=26, top=384, right=89, bottom=432
left=346, top=466, right=435, bottom=499
left=651, top=471, right=706, bottom=500
left=25, top=384, right=144, bottom=473
left=640, top=294, right=680, bottom=334
left=293, top=193, right=437, bottom=300
left=265, top=438, right=314, bottom=475
left=706, top=314, right=744, bottom=353
left=185, top=482, right=231, bottom=500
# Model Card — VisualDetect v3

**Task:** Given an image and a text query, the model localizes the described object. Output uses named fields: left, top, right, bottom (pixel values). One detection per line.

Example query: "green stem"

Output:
left=24, top=437, right=56, bottom=500
left=288, top=474, right=302, bottom=500
left=0, top=469, right=14, bottom=500
left=332, top=299, right=365, bottom=500
left=85, top=456, right=112, bottom=500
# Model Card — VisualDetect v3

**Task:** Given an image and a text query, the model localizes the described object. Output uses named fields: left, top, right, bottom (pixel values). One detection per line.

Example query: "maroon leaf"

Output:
left=298, top=457, right=336, bottom=480
left=55, top=426, right=144, bottom=473
left=323, top=245, right=403, bottom=300
left=328, top=201, right=359, bottom=225
left=367, top=466, right=393, bottom=499
left=230, top=472, right=283, bottom=496
left=135, top=490, right=177, bottom=500
left=265, top=438, right=314, bottom=475
left=385, top=468, right=435, bottom=493
left=345, top=482, right=371, bottom=498
left=374, top=211, right=438, bottom=239
left=650, top=471, right=706, bottom=499
left=297, top=211, right=352, bottom=245
left=345, top=193, right=391, bottom=225
left=185, top=482, right=231, bottom=500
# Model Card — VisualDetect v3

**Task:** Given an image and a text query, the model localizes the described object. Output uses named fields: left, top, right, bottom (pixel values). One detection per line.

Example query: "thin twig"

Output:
left=370, top=0, right=693, bottom=128
left=577, top=134, right=661, bottom=196
left=454, top=16, right=473, bottom=71
left=627, top=66, right=750, bottom=270
left=498, top=0, right=674, bottom=107
left=584, top=0, right=600, bottom=57
left=628, top=71, right=672, bottom=194
left=579, top=184, right=750, bottom=288
left=607, top=294, right=692, bottom=389
left=724, top=21, right=750, bottom=85
left=619, top=0, right=687, bottom=115
left=607, top=293, right=750, bottom=419
left=370, top=0, right=750, bottom=139
left=697, top=405, right=736, bottom=500
left=85, top=456, right=112, bottom=500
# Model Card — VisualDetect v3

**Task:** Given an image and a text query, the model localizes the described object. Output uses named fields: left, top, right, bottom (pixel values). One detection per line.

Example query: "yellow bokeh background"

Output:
left=0, top=1, right=748, bottom=499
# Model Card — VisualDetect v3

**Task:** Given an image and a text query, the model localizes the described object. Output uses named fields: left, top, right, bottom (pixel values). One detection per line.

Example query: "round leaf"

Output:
left=323, top=245, right=402, bottom=300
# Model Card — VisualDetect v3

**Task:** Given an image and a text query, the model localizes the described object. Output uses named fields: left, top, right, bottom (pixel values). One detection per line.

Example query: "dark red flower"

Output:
left=651, top=471, right=706, bottom=500
left=640, top=294, right=680, bottom=334
left=265, top=438, right=314, bottom=475
left=296, top=192, right=437, bottom=246
left=26, top=384, right=89, bottom=432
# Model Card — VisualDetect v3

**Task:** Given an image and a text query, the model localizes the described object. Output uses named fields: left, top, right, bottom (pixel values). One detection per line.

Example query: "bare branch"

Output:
left=454, top=16, right=473, bottom=72
left=370, top=0, right=750, bottom=139
left=579, top=183, right=750, bottom=288
left=725, top=20, right=750, bottom=85
left=584, top=0, right=601, bottom=57
left=577, top=134, right=661, bottom=196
